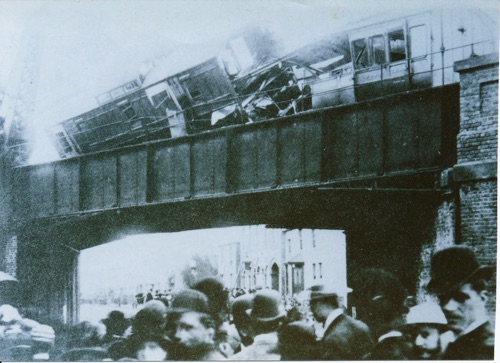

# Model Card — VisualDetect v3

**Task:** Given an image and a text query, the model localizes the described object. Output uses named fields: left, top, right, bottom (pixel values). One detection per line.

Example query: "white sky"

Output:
left=0, top=0, right=496, bottom=164
left=79, top=226, right=246, bottom=294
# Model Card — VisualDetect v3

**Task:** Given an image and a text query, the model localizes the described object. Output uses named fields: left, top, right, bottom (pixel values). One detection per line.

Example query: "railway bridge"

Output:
left=0, top=54, right=496, bottom=326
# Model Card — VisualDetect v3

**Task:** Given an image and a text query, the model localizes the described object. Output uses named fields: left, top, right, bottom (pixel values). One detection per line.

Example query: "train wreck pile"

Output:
left=211, top=60, right=313, bottom=128
left=49, top=9, right=498, bottom=158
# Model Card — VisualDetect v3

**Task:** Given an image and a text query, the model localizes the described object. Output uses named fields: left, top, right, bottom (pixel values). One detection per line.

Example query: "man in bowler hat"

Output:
left=427, top=246, right=494, bottom=360
left=309, top=284, right=374, bottom=360
left=231, top=289, right=285, bottom=360
left=170, top=289, right=225, bottom=360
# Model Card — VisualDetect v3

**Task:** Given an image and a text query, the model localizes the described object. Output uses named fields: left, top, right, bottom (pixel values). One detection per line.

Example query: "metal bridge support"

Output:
left=13, top=234, right=80, bottom=327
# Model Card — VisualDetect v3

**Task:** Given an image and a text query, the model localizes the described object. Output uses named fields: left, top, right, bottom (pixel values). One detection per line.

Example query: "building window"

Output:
left=313, top=263, right=316, bottom=279
left=312, top=230, right=316, bottom=248
left=319, top=262, right=323, bottom=279
left=299, top=231, right=303, bottom=250
left=117, top=100, right=137, bottom=120
left=288, top=239, right=291, bottom=252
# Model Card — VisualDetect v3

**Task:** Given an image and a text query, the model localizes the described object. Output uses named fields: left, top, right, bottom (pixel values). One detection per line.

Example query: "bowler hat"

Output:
left=309, top=284, right=352, bottom=301
left=102, top=310, right=128, bottom=327
left=246, top=289, right=285, bottom=322
left=168, top=289, right=210, bottom=314
left=231, top=294, right=253, bottom=317
left=427, top=246, right=493, bottom=295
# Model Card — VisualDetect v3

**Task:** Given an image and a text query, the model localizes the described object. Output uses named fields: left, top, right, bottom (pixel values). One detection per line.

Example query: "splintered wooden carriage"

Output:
left=51, top=8, right=497, bottom=158
left=52, top=58, right=238, bottom=158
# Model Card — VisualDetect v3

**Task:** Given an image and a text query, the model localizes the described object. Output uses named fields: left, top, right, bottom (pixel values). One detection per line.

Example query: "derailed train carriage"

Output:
left=51, top=8, right=497, bottom=158
left=51, top=57, right=239, bottom=157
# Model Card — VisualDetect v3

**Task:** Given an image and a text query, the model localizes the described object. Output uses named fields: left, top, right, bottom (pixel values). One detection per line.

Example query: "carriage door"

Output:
left=384, top=20, right=410, bottom=94
left=407, top=13, right=431, bottom=89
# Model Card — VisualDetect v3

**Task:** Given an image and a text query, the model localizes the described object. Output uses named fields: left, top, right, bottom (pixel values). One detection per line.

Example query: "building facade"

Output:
left=217, top=225, right=348, bottom=300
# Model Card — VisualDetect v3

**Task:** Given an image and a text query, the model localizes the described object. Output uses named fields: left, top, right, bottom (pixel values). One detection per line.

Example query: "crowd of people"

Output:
left=0, top=245, right=495, bottom=361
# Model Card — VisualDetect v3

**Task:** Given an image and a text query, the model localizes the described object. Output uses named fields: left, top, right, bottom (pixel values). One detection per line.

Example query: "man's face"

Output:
left=438, top=283, right=486, bottom=334
left=406, top=325, right=442, bottom=359
left=174, top=312, right=214, bottom=351
left=309, top=300, right=324, bottom=323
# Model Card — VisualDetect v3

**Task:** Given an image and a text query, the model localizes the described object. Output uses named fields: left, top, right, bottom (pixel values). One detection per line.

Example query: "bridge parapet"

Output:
left=13, top=86, right=459, bottom=223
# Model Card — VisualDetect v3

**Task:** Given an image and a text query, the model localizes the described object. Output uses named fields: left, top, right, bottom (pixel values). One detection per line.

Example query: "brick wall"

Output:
left=416, top=198, right=455, bottom=302
left=417, top=54, right=498, bottom=317
left=456, top=55, right=498, bottom=163
left=454, top=54, right=498, bottom=317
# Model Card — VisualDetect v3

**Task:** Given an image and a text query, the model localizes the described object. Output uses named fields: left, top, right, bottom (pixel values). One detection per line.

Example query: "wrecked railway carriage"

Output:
left=51, top=9, right=497, bottom=158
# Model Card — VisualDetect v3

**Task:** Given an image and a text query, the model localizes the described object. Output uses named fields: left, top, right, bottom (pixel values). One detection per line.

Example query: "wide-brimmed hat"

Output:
left=427, top=246, right=494, bottom=295
left=168, top=289, right=210, bottom=314
left=405, top=302, right=447, bottom=326
left=246, top=289, right=285, bottom=322
left=309, top=284, right=352, bottom=301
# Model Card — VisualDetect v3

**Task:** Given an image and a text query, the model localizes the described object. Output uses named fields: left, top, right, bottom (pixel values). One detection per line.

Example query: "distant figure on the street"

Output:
left=403, top=301, right=454, bottom=359
left=231, top=289, right=285, bottom=360
left=427, top=246, right=495, bottom=360
left=146, top=289, right=154, bottom=302
left=351, top=268, right=413, bottom=360
left=308, top=284, right=373, bottom=360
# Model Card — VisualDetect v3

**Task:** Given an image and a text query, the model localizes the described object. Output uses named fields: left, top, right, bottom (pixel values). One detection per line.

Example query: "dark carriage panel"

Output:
left=192, top=136, right=227, bottom=196
left=118, top=151, right=148, bottom=206
left=279, top=116, right=322, bottom=186
left=54, top=160, right=80, bottom=214
left=80, top=156, right=117, bottom=210
left=151, top=143, right=191, bottom=201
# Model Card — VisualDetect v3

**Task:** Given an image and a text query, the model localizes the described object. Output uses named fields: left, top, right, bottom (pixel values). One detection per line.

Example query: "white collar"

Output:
left=323, top=308, right=344, bottom=332
left=457, top=317, right=489, bottom=338
left=378, top=330, right=403, bottom=343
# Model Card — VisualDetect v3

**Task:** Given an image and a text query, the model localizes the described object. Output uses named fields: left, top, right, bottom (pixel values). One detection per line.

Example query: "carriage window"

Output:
left=369, top=35, right=386, bottom=65
left=409, top=25, right=427, bottom=58
left=183, top=78, right=202, bottom=100
left=56, top=132, right=73, bottom=154
left=352, top=38, right=368, bottom=69
left=388, top=28, right=406, bottom=62
left=117, top=100, right=137, bottom=119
